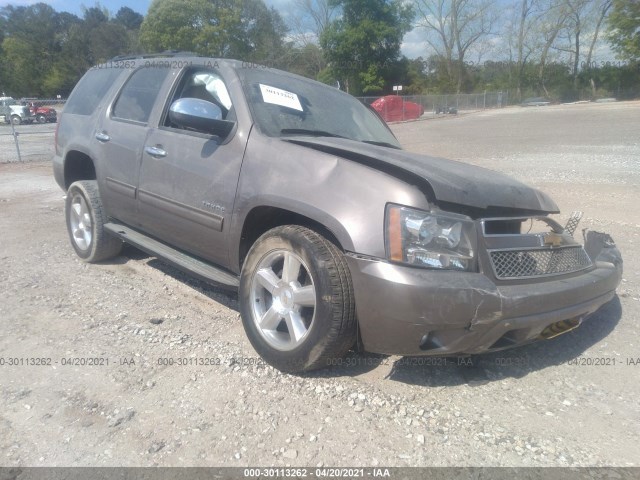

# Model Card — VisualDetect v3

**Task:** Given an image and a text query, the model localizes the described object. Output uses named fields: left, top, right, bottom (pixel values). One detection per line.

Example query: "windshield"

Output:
left=239, top=69, right=401, bottom=149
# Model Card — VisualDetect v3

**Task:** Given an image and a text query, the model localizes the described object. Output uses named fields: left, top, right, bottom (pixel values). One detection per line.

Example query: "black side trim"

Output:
left=104, top=222, right=238, bottom=288
left=138, top=189, right=223, bottom=231
left=106, top=177, right=137, bottom=199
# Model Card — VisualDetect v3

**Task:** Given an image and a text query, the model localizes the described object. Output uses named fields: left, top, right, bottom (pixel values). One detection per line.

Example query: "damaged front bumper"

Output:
left=347, top=230, right=622, bottom=356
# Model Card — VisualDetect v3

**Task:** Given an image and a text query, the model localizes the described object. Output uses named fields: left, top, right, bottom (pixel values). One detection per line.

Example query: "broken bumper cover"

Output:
left=347, top=235, right=622, bottom=356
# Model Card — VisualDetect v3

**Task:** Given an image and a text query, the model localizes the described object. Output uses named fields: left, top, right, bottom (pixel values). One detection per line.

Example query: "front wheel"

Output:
left=65, top=180, right=122, bottom=262
left=11, top=115, right=21, bottom=125
left=36, top=114, right=46, bottom=124
left=239, top=226, right=357, bottom=373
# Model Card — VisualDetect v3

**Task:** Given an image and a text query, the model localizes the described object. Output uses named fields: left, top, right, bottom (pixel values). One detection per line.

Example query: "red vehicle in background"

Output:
left=371, top=95, right=424, bottom=122
left=21, top=98, right=57, bottom=123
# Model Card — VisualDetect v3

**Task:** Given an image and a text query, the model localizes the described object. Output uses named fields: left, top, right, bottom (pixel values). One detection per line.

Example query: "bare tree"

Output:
left=506, top=0, right=545, bottom=100
left=585, top=0, right=613, bottom=97
left=563, top=0, right=592, bottom=88
left=289, top=0, right=337, bottom=47
left=585, top=0, right=612, bottom=67
left=553, top=0, right=612, bottom=94
left=534, top=0, right=570, bottom=96
left=414, top=0, right=497, bottom=93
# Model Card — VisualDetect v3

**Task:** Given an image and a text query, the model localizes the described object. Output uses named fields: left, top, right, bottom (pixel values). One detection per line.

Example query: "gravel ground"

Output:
left=0, top=123, right=57, bottom=163
left=0, top=101, right=639, bottom=468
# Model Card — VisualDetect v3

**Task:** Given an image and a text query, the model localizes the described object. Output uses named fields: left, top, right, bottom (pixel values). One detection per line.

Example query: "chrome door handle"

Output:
left=144, top=146, right=167, bottom=158
left=95, top=132, right=110, bottom=142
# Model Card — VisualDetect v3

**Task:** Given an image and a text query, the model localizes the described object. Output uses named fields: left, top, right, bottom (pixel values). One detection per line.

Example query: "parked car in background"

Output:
left=521, top=97, right=551, bottom=107
left=435, top=105, right=458, bottom=114
left=0, top=96, right=35, bottom=124
left=371, top=95, right=424, bottom=122
left=21, top=98, right=57, bottom=123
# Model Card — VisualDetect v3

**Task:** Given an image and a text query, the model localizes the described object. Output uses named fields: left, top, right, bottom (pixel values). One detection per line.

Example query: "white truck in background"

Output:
left=0, top=96, right=36, bottom=125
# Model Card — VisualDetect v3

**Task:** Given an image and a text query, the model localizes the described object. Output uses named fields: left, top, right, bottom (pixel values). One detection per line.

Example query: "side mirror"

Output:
left=169, top=98, right=234, bottom=138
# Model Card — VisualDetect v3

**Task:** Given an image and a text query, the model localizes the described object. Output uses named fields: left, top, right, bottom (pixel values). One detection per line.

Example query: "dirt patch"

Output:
left=1, top=102, right=639, bottom=467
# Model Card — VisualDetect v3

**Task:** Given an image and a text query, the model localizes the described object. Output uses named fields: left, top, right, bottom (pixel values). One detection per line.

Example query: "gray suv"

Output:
left=53, top=55, right=622, bottom=372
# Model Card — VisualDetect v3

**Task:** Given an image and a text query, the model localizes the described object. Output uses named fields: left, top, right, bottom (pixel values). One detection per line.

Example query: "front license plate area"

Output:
left=540, top=316, right=583, bottom=340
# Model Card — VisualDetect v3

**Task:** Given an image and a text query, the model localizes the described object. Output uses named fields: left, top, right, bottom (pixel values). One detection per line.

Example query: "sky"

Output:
left=0, top=0, right=613, bottom=62
left=0, top=0, right=151, bottom=17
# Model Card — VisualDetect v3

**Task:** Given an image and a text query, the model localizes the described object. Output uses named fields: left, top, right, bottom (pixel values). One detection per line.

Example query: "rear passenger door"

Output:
left=96, top=66, right=170, bottom=226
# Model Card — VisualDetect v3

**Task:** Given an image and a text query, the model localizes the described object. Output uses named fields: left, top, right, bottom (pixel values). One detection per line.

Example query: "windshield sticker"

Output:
left=259, top=84, right=303, bottom=111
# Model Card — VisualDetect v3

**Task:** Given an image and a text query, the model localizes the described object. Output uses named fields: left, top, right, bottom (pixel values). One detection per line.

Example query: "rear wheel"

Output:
left=36, top=114, right=46, bottom=124
left=239, top=226, right=356, bottom=372
left=11, top=115, right=21, bottom=125
left=65, top=180, right=122, bottom=262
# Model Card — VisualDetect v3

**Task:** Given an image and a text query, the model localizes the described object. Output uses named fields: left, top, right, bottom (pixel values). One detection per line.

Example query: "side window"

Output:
left=112, top=67, right=169, bottom=124
left=65, top=68, right=122, bottom=116
left=164, top=69, right=235, bottom=128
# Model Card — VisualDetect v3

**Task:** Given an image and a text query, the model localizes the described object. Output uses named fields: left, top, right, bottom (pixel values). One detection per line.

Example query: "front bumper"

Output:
left=347, top=236, right=622, bottom=356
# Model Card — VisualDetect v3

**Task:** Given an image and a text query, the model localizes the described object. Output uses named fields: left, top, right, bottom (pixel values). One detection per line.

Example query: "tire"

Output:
left=239, top=225, right=356, bottom=373
left=11, top=115, right=21, bottom=125
left=36, top=114, right=46, bottom=124
left=65, top=180, right=122, bottom=262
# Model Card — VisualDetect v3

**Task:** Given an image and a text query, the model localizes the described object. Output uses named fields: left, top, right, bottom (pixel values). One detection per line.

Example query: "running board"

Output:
left=104, top=223, right=239, bottom=288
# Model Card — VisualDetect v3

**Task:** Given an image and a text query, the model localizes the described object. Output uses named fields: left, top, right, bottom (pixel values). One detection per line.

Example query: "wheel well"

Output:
left=64, top=151, right=96, bottom=189
left=239, top=207, right=343, bottom=269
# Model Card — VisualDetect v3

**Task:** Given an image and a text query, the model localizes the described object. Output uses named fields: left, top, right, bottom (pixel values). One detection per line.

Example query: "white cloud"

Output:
left=401, top=26, right=429, bottom=59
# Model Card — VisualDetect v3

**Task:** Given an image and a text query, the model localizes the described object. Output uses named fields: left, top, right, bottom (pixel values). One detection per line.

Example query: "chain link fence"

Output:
left=0, top=92, right=511, bottom=162
left=356, top=91, right=509, bottom=122
left=0, top=98, right=64, bottom=163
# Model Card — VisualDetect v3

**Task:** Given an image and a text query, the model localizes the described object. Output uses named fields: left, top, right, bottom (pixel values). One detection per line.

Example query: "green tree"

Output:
left=241, top=0, right=288, bottom=64
left=0, top=17, right=5, bottom=94
left=114, top=6, right=144, bottom=30
left=140, top=0, right=287, bottom=60
left=320, top=0, right=413, bottom=95
left=81, top=5, right=109, bottom=27
left=0, top=3, right=143, bottom=97
left=0, top=3, right=61, bottom=96
left=607, top=0, right=640, bottom=61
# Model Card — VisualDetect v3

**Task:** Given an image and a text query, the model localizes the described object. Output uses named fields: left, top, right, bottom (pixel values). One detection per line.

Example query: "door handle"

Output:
left=144, top=146, right=167, bottom=158
left=95, top=132, right=110, bottom=142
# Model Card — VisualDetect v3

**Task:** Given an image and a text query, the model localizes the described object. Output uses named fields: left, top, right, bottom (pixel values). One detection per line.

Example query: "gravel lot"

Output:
left=1, top=101, right=639, bottom=468
left=0, top=122, right=57, bottom=163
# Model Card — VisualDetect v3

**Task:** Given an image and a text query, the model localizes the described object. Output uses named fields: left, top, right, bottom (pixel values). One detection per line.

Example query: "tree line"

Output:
left=0, top=0, right=638, bottom=101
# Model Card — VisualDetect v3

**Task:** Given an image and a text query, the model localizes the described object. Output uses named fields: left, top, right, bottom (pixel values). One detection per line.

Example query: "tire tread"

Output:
left=66, top=180, right=122, bottom=262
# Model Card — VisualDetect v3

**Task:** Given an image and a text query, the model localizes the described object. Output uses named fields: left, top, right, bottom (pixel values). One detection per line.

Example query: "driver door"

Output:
left=136, top=68, right=246, bottom=267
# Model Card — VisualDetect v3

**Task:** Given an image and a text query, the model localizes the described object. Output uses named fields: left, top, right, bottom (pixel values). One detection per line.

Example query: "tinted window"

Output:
left=112, top=67, right=169, bottom=123
left=65, top=68, right=122, bottom=116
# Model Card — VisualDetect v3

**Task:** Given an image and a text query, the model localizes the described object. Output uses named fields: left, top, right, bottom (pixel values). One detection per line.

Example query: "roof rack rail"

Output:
left=108, top=51, right=200, bottom=61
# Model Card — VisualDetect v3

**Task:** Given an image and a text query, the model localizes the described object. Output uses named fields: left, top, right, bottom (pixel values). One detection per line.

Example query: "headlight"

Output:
left=385, top=204, right=476, bottom=271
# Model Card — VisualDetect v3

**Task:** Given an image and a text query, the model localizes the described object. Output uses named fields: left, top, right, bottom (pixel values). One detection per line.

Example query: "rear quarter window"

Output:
left=64, top=67, right=123, bottom=116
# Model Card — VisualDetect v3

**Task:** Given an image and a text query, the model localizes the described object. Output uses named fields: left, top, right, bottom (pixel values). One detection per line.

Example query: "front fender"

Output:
left=227, top=134, right=429, bottom=271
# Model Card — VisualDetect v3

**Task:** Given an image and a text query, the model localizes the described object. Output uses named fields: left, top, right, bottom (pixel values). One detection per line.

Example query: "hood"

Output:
left=282, top=137, right=558, bottom=214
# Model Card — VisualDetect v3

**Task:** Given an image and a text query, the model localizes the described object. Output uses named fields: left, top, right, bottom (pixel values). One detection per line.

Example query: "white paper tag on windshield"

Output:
left=259, top=84, right=303, bottom=111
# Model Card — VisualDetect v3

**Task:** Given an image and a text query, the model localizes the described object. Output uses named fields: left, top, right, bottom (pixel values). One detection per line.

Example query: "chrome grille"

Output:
left=489, top=246, right=592, bottom=279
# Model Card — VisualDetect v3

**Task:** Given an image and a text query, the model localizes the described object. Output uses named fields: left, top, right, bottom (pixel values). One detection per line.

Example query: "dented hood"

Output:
left=283, top=137, right=559, bottom=213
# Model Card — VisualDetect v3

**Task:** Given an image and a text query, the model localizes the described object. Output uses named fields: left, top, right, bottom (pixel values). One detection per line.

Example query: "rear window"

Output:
left=64, top=67, right=122, bottom=116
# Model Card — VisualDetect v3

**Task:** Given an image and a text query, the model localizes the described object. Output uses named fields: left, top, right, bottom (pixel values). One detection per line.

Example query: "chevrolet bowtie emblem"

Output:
left=542, top=232, right=563, bottom=247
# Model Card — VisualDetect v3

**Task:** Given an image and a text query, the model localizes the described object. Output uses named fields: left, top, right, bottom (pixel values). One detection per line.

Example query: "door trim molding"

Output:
left=138, top=188, right=224, bottom=232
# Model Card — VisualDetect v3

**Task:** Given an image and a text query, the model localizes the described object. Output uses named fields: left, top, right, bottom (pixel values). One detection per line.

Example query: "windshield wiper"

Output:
left=362, top=140, right=401, bottom=149
left=280, top=128, right=347, bottom=139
